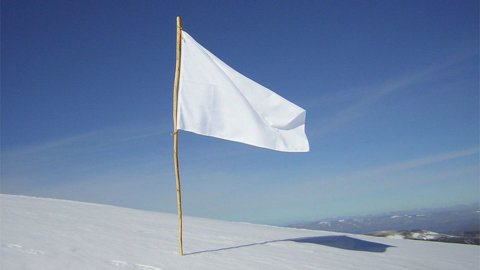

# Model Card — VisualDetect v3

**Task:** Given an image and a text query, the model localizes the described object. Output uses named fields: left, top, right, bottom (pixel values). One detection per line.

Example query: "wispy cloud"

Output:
left=287, top=146, right=478, bottom=189
left=312, top=52, right=477, bottom=138
left=1, top=124, right=173, bottom=198
left=2, top=125, right=170, bottom=159
left=111, top=130, right=167, bottom=144
left=347, top=146, right=479, bottom=180
left=3, top=131, right=100, bottom=158
left=262, top=146, right=479, bottom=221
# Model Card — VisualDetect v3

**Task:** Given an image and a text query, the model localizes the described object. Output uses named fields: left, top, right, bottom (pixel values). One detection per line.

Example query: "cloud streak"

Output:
left=287, top=146, right=478, bottom=193
left=312, top=52, right=477, bottom=138
left=3, top=131, right=100, bottom=158
left=2, top=125, right=171, bottom=159
left=347, top=146, right=479, bottom=180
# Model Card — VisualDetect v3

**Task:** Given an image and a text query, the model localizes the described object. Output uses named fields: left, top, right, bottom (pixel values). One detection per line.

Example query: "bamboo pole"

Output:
left=172, top=16, right=183, bottom=256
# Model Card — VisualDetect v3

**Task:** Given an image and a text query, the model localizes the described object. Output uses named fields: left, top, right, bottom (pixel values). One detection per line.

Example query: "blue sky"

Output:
left=1, top=0, right=478, bottom=225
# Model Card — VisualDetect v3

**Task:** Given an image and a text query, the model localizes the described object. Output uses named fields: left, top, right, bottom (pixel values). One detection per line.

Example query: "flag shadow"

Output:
left=291, top=235, right=394, bottom=252
left=186, top=235, right=394, bottom=255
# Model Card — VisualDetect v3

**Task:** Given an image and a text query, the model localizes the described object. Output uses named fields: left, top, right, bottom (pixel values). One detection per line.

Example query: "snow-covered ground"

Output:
left=1, top=194, right=479, bottom=270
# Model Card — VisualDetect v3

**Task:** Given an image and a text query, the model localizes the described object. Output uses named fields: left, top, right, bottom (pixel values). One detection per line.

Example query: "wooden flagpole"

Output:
left=172, top=16, right=183, bottom=256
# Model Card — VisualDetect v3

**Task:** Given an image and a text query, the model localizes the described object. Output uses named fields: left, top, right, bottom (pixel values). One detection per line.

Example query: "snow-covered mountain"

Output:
left=290, top=204, right=480, bottom=238
left=1, top=194, right=479, bottom=270
left=366, top=230, right=466, bottom=243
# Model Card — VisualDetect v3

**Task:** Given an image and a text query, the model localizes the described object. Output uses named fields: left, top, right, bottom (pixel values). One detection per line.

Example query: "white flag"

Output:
left=177, top=31, right=309, bottom=152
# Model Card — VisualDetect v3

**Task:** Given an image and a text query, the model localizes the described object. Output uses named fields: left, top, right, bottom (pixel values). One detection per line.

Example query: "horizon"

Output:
left=290, top=200, right=480, bottom=224
left=1, top=192, right=478, bottom=227
left=1, top=0, right=479, bottom=226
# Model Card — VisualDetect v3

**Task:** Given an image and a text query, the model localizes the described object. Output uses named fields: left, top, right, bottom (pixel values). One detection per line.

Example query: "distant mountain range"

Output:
left=289, top=203, right=480, bottom=245
left=365, top=229, right=479, bottom=245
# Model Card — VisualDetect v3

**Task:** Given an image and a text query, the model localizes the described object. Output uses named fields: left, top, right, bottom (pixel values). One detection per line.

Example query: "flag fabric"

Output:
left=177, top=31, right=309, bottom=152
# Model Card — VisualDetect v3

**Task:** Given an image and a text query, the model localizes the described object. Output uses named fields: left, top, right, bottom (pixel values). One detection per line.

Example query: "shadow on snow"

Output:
left=187, top=235, right=394, bottom=255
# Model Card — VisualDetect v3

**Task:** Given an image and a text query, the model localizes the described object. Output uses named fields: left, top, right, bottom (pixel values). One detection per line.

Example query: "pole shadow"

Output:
left=186, top=235, right=394, bottom=255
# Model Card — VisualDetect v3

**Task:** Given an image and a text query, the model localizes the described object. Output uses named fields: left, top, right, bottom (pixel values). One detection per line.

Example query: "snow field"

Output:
left=1, top=194, right=479, bottom=270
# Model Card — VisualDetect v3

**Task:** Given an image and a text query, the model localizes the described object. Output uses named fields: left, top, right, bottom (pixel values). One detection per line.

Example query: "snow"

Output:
left=385, top=234, right=405, bottom=240
left=411, top=231, right=440, bottom=241
left=1, top=194, right=479, bottom=270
